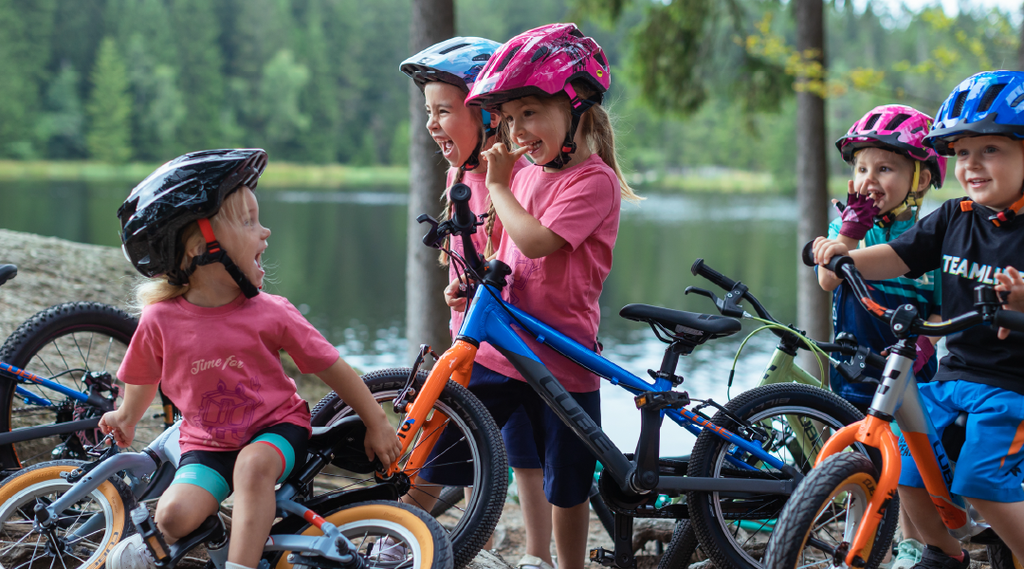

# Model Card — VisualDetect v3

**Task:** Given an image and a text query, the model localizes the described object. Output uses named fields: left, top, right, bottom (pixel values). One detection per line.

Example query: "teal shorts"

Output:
left=170, top=423, right=309, bottom=503
left=899, top=380, right=1024, bottom=503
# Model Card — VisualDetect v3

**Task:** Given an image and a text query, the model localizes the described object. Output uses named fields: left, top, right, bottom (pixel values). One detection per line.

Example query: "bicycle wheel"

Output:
left=0, top=459, right=137, bottom=569
left=268, top=500, right=452, bottom=569
left=763, top=452, right=897, bottom=569
left=659, top=519, right=700, bottom=569
left=309, top=367, right=507, bottom=569
left=989, top=539, right=1023, bottom=569
left=0, top=302, right=147, bottom=469
left=687, top=382, right=881, bottom=569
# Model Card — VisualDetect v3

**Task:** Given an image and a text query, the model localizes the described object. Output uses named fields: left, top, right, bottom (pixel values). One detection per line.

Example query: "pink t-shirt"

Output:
left=474, top=154, right=621, bottom=392
left=445, top=159, right=528, bottom=338
left=118, top=293, right=340, bottom=452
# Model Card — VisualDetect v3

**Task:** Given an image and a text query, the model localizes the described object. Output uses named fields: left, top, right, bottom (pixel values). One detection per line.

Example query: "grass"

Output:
left=0, top=160, right=409, bottom=189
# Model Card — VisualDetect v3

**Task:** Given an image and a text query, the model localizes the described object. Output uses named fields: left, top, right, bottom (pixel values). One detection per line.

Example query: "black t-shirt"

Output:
left=889, top=197, right=1024, bottom=394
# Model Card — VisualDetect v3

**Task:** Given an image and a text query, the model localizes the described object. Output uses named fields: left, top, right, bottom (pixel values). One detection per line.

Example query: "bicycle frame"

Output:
left=395, top=279, right=798, bottom=498
left=0, top=361, right=109, bottom=447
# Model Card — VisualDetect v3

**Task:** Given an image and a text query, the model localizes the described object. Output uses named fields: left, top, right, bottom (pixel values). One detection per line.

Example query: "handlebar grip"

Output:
left=691, top=258, right=737, bottom=291
left=801, top=240, right=856, bottom=275
left=450, top=183, right=474, bottom=231
left=994, top=310, right=1024, bottom=333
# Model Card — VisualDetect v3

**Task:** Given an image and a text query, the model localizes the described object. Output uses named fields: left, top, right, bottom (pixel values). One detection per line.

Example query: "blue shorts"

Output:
left=503, top=407, right=542, bottom=469
left=419, top=363, right=600, bottom=508
left=172, top=423, right=308, bottom=503
left=899, top=381, right=1024, bottom=503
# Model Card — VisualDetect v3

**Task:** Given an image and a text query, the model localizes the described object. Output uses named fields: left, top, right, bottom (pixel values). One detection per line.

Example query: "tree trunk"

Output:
left=794, top=0, right=830, bottom=372
left=406, top=0, right=455, bottom=364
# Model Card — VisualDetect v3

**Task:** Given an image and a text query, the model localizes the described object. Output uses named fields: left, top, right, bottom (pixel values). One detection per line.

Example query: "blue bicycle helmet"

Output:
left=401, top=37, right=501, bottom=170
left=925, top=70, right=1024, bottom=156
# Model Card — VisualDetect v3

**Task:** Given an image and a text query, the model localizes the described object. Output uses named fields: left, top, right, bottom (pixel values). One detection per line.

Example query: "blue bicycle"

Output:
left=309, top=183, right=880, bottom=569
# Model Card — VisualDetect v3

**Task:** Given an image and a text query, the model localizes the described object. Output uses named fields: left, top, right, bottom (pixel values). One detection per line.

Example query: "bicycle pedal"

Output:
left=634, top=391, right=689, bottom=411
left=589, top=547, right=617, bottom=567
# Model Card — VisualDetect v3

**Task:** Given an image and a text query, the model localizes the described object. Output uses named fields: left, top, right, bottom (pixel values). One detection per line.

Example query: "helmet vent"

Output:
left=439, top=43, right=469, bottom=55
left=977, top=83, right=1007, bottom=113
left=1012, top=92, right=1024, bottom=108
left=472, top=53, right=491, bottom=62
left=495, top=45, right=522, bottom=72
left=531, top=46, right=549, bottom=63
left=951, top=90, right=969, bottom=118
left=594, top=52, right=607, bottom=67
left=883, top=113, right=910, bottom=131
left=864, top=114, right=881, bottom=131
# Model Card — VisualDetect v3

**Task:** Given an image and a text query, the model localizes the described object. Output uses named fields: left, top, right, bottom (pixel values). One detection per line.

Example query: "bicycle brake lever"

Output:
left=417, top=214, right=442, bottom=248
left=684, top=286, right=748, bottom=318
left=684, top=286, right=725, bottom=311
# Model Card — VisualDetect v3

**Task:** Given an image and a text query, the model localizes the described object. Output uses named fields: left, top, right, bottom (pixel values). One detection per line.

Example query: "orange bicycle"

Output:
left=764, top=245, right=1024, bottom=569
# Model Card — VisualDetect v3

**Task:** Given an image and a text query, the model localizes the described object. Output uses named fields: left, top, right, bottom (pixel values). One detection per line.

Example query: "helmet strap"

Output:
left=875, top=162, right=921, bottom=228
left=184, top=218, right=261, bottom=298
left=541, top=86, right=596, bottom=169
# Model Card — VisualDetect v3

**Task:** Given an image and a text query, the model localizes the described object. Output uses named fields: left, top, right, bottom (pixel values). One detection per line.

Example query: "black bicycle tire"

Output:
left=988, top=539, right=1023, bottom=569
left=763, top=452, right=898, bottom=569
left=309, top=367, right=507, bottom=569
left=0, top=459, right=137, bottom=569
left=266, top=500, right=454, bottom=569
left=428, top=485, right=468, bottom=518
left=0, top=302, right=137, bottom=469
left=686, top=382, right=880, bottom=569
left=658, top=519, right=700, bottom=569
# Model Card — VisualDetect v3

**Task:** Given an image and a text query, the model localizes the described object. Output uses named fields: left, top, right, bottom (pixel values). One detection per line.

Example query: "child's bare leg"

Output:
left=967, top=497, right=1024, bottom=559
left=898, top=485, right=962, bottom=555
left=552, top=501, right=589, bottom=569
left=515, top=467, right=554, bottom=564
left=898, top=502, right=923, bottom=542
left=155, top=484, right=220, bottom=543
left=228, top=443, right=284, bottom=567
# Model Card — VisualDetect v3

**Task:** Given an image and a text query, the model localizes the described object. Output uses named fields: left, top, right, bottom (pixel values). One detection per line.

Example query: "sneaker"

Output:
left=106, top=534, right=157, bottom=569
left=516, top=554, right=556, bottom=569
left=891, top=539, right=925, bottom=569
left=911, top=546, right=970, bottom=569
left=369, top=535, right=408, bottom=564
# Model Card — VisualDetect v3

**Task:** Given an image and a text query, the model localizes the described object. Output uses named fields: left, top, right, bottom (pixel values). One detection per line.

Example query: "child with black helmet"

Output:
left=102, top=149, right=401, bottom=569
left=812, top=71, right=1024, bottom=569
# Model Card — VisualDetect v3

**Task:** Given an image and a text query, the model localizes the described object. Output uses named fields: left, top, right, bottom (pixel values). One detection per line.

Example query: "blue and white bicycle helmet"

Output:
left=401, top=37, right=501, bottom=170
left=925, top=70, right=1024, bottom=156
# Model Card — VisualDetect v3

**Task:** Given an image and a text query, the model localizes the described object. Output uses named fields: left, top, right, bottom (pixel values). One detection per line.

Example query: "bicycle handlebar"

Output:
left=801, top=239, right=1024, bottom=338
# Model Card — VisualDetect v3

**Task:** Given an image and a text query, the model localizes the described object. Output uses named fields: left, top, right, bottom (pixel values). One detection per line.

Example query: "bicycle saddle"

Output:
left=0, top=264, right=17, bottom=287
left=619, top=304, right=741, bottom=339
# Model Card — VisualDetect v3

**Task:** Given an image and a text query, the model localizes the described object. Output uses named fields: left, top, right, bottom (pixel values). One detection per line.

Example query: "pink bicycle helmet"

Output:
left=466, top=23, right=610, bottom=167
left=835, top=104, right=946, bottom=189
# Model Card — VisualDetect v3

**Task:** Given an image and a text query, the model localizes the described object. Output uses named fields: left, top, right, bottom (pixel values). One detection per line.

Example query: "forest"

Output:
left=0, top=0, right=1018, bottom=191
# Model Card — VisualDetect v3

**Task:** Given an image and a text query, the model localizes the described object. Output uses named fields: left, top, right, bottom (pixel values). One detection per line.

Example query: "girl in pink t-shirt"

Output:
left=101, top=149, right=400, bottom=569
left=453, top=24, right=642, bottom=569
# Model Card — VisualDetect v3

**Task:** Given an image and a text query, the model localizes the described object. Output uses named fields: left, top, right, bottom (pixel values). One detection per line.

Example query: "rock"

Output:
left=466, top=550, right=515, bottom=569
left=0, top=229, right=137, bottom=339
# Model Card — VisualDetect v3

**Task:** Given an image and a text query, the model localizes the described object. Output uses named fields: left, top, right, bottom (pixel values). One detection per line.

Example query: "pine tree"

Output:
left=86, top=37, right=133, bottom=163
left=171, top=0, right=225, bottom=149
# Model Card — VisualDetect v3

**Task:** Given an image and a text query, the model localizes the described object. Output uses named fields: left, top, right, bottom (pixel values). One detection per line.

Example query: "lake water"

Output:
left=0, top=180, right=818, bottom=456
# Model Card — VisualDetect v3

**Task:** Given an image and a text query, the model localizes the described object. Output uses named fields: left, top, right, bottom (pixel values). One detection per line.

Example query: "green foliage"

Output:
left=86, top=38, right=133, bottom=163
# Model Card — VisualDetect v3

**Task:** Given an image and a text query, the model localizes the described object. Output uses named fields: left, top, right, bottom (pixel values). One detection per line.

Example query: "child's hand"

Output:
left=480, top=141, right=528, bottom=191
left=98, top=410, right=136, bottom=448
left=995, top=266, right=1024, bottom=339
left=363, top=417, right=401, bottom=467
left=812, top=236, right=851, bottom=267
left=444, top=276, right=470, bottom=312
left=833, top=180, right=880, bottom=240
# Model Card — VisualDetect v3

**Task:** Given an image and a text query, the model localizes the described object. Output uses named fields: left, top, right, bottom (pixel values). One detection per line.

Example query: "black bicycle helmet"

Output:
left=117, top=148, right=268, bottom=297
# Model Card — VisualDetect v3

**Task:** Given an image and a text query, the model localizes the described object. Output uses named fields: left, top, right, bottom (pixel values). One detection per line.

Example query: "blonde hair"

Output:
left=130, top=187, right=253, bottom=310
left=497, top=81, right=642, bottom=204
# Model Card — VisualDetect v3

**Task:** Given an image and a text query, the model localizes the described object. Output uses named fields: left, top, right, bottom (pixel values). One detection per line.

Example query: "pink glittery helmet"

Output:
left=835, top=104, right=946, bottom=188
left=465, top=23, right=610, bottom=167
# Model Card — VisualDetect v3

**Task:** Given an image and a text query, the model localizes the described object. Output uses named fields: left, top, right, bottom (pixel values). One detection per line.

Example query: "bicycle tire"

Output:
left=267, top=500, right=453, bottom=569
left=0, top=302, right=140, bottom=469
left=309, top=367, right=507, bottom=569
left=988, top=539, right=1023, bottom=569
left=0, top=459, right=137, bottom=569
left=686, top=382, right=880, bottom=569
left=428, top=485, right=468, bottom=518
left=658, top=519, right=700, bottom=569
left=763, top=452, right=897, bottom=569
